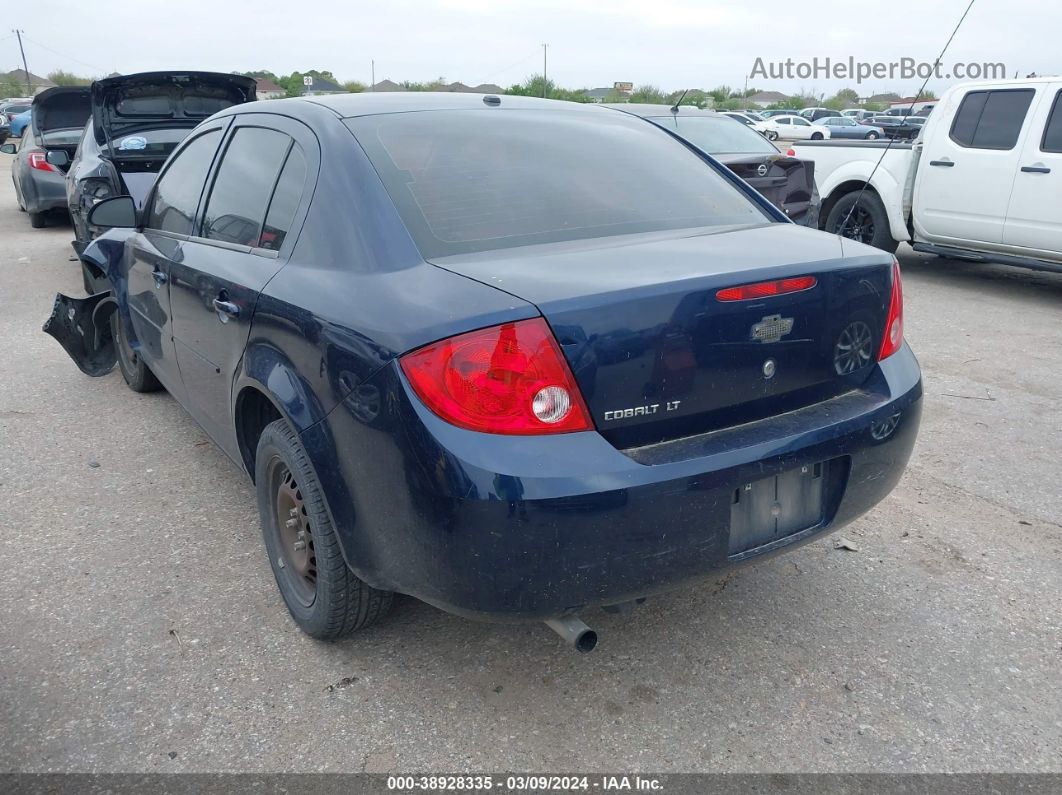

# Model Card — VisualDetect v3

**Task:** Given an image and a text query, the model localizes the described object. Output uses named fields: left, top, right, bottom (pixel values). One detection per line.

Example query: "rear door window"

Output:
left=950, top=89, right=1035, bottom=149
left=1040, top=90, right=1062, bottom=153
left=259, top=147, right=307, bottom=250
left=146, top=129, right=223, bottom=235
left=201, top=127, right=292, bottom=247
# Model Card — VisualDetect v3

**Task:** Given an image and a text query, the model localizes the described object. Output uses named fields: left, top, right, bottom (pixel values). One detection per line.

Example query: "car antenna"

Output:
left=836, top=0, right=977, bottom=249
left=670, top=89, right=690, bottom=114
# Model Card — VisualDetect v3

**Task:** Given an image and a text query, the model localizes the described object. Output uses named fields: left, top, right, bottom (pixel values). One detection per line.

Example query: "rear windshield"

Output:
left=347, top=109, right=769, bottom=258
left=651, top=115, right=777, bottom=155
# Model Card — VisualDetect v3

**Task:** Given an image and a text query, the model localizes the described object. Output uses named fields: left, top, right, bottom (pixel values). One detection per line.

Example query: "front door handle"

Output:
left=212, top=296, right=240, bottom=322
left=1021, top=165, right=1051, bottom=174
left=929, top=160, right=955, bottom=167
left=151, top=268, right=167, bottom=287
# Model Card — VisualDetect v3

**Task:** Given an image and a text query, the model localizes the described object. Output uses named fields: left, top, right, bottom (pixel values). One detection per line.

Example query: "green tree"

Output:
left=628, top=84, right=667, bottom=104
left=666, top=89, right=710, bottom=109
left=504, top=75, right=594, bottom=103
left=0, top=77, right=23, bottom=98
left=342, top=80, right=366, bottom=93
left=47, top=70, right=90, bottom=86
left=707, top=85, right=733, bottom=104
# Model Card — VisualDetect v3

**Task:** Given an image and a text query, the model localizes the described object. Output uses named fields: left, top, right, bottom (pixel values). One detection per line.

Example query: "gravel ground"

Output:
left=1, top=156, right=1060, bottom=774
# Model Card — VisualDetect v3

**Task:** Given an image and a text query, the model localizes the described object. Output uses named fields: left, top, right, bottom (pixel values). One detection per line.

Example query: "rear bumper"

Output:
left=23, top=169, right=69, bottom=213
left=310, top=345, right=922, bottom=621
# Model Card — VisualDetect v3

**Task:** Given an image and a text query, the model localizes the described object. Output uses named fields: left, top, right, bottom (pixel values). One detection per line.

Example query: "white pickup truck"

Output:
left=792, top=76, right=1062, bottom=272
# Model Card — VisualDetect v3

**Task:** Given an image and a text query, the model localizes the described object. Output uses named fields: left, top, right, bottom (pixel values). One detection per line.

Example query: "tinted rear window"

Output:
left=655, top=115, right=777, bottom=155
left=347, top=110, right=768, bottom=258
left=1041, top=90, right=1062, bottom=153
left=950, top=89, right=1035, bottom=149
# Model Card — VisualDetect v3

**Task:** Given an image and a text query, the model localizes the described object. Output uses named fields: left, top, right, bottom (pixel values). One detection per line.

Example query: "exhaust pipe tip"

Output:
left=544, top=615, right=598, bottom=653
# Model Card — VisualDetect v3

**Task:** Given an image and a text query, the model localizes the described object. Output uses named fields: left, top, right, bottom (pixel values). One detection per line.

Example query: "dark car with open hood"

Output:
left=65, top=71, right=256, bottom=283
left=1, top=86, right=91, bottom=227
left=604, top=104, right=820, bottom=227
left=45, top=93, right=920, bottom=652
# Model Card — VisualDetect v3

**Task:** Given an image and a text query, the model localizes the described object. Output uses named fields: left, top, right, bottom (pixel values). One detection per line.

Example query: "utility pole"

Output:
left=13, top=29, right=31, bottom=95
left=542, top=43, right=548, bottom=98
left=371, top=60, right=375, bottom=91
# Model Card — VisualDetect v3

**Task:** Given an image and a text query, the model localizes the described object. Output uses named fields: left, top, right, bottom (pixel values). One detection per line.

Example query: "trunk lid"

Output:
left=431, top=224, right=895, bottom=448
left=91, top=71, right=256, bottom=147
left=715, top=153, right=816, bottom=223
left=31, top=86, right=91, bottom=137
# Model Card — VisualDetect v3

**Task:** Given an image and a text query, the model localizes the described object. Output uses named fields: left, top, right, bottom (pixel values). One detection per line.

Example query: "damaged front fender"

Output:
left=42, top=291, right=119, bottom=376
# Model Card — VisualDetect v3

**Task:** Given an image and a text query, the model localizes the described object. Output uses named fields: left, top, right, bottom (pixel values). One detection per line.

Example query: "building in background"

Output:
left=746, top=90, right=790, bottom=108
left=1, top=69, right=55, bottom=96
left=255, top=77, right=286, bottom=100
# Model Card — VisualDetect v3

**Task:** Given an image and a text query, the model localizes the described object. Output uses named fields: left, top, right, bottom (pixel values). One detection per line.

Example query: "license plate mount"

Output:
left=728, top=461, right=828, bottom=557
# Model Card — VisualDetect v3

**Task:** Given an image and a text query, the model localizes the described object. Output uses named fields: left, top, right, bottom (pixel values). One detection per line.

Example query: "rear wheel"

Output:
left=766, top=130, right=779, bottom=141
left=824, top=191, right=899, bottom=253
left=865, top=132, right=880, bottom=140
left=29, top=211, right=47, bottom=228
left=256, top=419, right=392, bottom=639
left=111, top=312, right=163, bottom=392
left=810, top=132, right=824, bottom=140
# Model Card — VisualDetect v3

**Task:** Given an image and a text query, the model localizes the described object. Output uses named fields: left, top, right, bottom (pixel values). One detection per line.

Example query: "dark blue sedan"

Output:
left=46, top=93, right=921, bottom=652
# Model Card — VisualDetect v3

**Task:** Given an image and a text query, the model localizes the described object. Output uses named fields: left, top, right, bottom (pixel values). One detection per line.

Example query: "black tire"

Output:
left=256, top=418, right=392, bottom=639
left=865, top=132, right=880, bottom=140
left=111, top=312, right=163, bottom=392
left=824, top=191, right=899, bottom=253
left=29, top=211, right=47, bottom=228
left=810, top=132, right=824, bottom=140
left=766, top=130, right=779, bottom=141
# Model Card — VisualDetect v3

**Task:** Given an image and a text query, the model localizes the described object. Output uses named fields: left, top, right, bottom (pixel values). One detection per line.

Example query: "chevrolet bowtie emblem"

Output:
left=751, top=314, right=794, bottom=344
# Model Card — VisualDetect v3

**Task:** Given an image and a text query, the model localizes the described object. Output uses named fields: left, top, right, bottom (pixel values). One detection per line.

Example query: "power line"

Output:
left=19, top=34, right=107, bottom=73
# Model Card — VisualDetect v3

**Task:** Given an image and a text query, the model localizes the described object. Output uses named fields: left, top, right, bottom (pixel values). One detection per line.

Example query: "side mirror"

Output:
left=88, top=195, right=138, bottom=229
left=45, top=150, right=69, bottom=167
left=0, top=143, right=16, bottom=155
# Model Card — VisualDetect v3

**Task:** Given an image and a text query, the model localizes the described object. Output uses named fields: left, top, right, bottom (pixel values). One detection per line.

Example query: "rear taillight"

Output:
left=716, top=276, right=817, bottom=302
left=400, top=318, right=593, bottom=435
left=786, top=148, right=796, bottom=156
left=878, top=259, right=904, bottom=360
left=28, top=151, right=54, bottom=172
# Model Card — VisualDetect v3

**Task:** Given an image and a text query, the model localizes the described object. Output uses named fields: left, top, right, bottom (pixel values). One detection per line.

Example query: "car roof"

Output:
left=600, top=103, right=721, bottom=118
left=292, top=91, right=617, bottom=118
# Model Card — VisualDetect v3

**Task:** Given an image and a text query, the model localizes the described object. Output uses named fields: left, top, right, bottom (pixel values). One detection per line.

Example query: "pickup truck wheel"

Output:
left=29, top=211, right=47, bottom=228
left=111, top=313, right=163, bottom=392
left=256, top=419, right=392, bottom=640
left=825, top=191, right=899, bottom=253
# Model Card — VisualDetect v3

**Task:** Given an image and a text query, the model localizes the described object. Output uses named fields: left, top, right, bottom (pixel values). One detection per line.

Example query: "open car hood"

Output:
left=91, top=71, right=256, bottom=146
left=32, top=86, right=91, bottom=136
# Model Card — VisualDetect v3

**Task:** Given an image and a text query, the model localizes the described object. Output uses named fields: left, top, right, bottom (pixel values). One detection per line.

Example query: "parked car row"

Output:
left=29, top=88, right=918, bottom=650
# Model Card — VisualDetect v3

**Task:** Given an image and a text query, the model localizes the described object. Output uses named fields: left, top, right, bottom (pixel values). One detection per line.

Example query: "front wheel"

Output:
left=810, top=132, right=824, bottom=140
left=865, top=132, right=880, bottom=140
left=766, top=130, right=779, bottom=141
left=256, top=419, right=392, bottom=639
left=111, top=312, right=163, bottom=392
left=824, top=191, right=899, bottom=253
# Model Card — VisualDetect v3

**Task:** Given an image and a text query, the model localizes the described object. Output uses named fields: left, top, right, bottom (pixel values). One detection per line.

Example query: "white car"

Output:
left=760, top=115, right=832, bottom=141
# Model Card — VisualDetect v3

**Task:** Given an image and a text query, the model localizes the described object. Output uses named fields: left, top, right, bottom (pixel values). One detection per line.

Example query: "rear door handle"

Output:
left=212, top=296, right=240, bottom=322
left=929, top=160, right=954, bottom=167
left=151, top=268, right=167, bottom=287
left=1021, top=165, right=1051, bottom=173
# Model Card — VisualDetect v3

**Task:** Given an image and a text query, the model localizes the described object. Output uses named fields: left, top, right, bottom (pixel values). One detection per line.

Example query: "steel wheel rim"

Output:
left=835, top=204, right=875, bottom=244
left=834, top=321, right=874, bottom=374
left=268, top=456, right=317, bottom=605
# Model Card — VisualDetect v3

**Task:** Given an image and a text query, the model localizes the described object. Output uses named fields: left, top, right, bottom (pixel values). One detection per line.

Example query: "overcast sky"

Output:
left=5, top=0, right=1058, bottom=97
